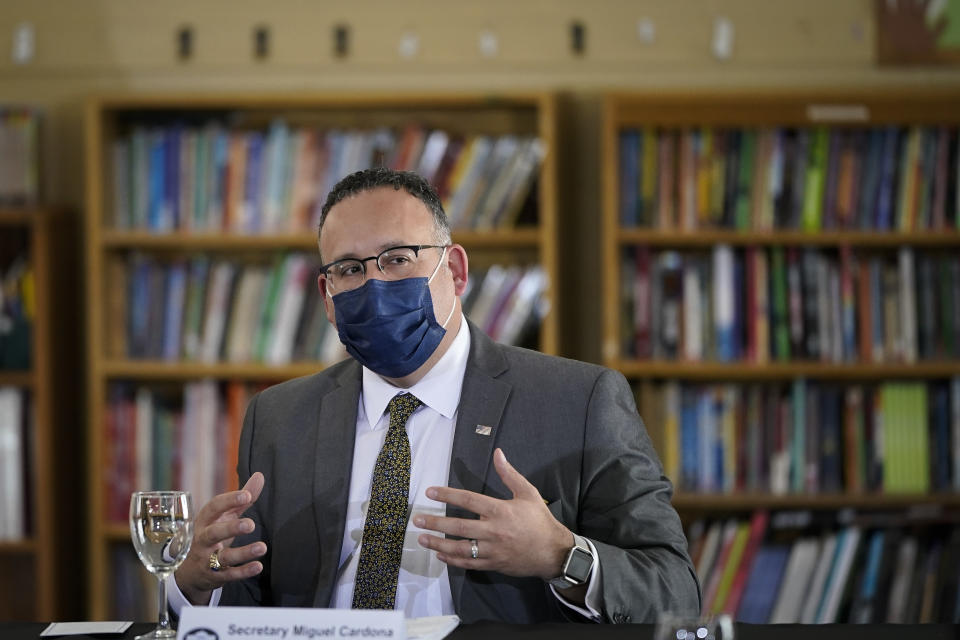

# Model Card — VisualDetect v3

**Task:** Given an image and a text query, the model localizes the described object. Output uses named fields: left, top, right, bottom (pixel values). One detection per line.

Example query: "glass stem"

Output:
left=157, top=574, right=170, bottom=632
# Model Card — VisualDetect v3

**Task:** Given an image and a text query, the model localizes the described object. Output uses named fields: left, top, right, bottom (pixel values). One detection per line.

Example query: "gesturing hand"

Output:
left=174, top=472, right=268, bottom=605
left=414, top=448, right=573, bottom=580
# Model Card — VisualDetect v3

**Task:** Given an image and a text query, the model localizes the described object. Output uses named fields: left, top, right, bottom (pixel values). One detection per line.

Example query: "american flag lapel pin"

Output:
left=475, top=424, right=493, bottom=436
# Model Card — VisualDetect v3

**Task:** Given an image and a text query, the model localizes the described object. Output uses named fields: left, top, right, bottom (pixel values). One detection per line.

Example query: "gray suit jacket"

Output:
left=223, top=321, right=700, bottom=623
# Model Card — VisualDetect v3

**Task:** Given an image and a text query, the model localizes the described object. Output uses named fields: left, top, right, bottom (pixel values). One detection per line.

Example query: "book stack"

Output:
left=0, top=251, right=34, bottom=369
left=0, top=108, right=39, bottom=207
left=462, top=265, right=548, bottom=349
left=114, top=252, right=344, bottom=365
left=621, top=246, right=960, bottom=363
left=112, top=254, right=546, bottom=364
left=618, top=126, right=960, bottom=231
left=0, top=386, right=28, bottom=540
left=689, top=510, right=960, bottom=623
left=111, top=122, right=545, bottom=233
left=103, top=380, right=265, bottom=523
left=636, top=378, right=960, bottom=496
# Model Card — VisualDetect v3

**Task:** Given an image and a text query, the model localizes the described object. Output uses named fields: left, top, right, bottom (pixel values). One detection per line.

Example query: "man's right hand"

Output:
left=175, top=472, right=268, bottom=605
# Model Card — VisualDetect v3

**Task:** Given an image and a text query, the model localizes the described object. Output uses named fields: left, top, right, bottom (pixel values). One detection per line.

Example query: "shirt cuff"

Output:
left=166, top=573, right=222, bottom=614
left=549, top=537, right=603, bottom=621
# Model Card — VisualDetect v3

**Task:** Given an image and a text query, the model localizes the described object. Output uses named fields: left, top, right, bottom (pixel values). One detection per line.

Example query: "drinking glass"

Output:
left=130, top=491, right=194, bottom=640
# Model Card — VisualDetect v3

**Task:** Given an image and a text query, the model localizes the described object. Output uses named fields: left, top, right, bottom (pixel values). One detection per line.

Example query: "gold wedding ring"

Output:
left=209, top=550, right=223, bottom=571
left=470, top=539, right=479, bottom=560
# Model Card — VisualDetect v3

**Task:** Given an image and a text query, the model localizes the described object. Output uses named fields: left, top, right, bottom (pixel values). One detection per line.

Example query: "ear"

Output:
left=319, top=274, right=336, bottom=325
left=446, top=244, right=469, bottom=296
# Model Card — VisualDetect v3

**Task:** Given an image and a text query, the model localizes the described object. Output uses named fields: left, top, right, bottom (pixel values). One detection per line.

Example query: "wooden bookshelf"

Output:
left=618, top=229, right=960, bottom=248
left=84, top=92, right=559, bottom=619
left=672, top=492, right=960, bottom=512
left=0, top=209, right=57, bottom=620
left=100, top=228, right=544, bottom=251
left=601, top=89, right=960, bottom=509
left=614, top=361, right=960, bottom=381
left=0, top=371, right=35, bottom=387
left=101, top=360, right=332, bottom=381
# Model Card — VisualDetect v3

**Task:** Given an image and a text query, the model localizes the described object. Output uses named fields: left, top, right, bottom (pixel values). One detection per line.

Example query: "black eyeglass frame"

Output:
left=319, top=244, right=449, bottom=280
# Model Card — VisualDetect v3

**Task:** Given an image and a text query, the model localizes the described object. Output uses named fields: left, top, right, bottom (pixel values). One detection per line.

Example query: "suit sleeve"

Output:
left=221, top=392, right=272, bottom=605
left=578, top=369, right=701, bottom=623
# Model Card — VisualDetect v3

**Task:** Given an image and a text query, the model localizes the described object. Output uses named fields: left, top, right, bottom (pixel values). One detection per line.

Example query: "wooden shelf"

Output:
left=104, top=525, right=130, bottom=542
left=102, top=360, right=328, bottom=381
left=0, top=371, right=35, bottom=387
left=618, top=229, right=960, bottom=248
left=94, top=91, right=549, bottom=111
left=0, top=209, right=42, bottom=226
left=614, top=360, right=960, bottom=380
left=673, top=492, right=960, bottom=511
left=100, top=228, right=543, bottom=251
left=0, top=538, right=38, bottom=554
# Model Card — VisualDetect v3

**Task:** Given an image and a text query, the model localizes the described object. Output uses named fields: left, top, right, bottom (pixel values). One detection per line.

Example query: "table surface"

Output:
left=5, top=621, right=960, bottom=640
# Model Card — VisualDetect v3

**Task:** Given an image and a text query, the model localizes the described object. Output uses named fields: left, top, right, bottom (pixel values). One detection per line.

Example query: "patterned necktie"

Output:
left=352, top=392, right=423, bottom=609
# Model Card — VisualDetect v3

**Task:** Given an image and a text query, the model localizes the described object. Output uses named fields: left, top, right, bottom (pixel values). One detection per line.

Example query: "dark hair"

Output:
left=317, top=168, right=451, bottom=257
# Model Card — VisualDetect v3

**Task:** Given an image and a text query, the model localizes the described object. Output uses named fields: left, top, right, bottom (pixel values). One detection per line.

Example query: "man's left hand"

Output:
left=415, top=447, right=573, bottom=579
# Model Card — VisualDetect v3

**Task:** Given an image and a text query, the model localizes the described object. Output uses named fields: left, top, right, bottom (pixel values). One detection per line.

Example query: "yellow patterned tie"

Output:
left=352, top=392, right=423, bottom=609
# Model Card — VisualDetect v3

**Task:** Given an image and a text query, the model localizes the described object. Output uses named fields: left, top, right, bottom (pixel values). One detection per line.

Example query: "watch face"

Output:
left=565, top=547, right=593, bottom=582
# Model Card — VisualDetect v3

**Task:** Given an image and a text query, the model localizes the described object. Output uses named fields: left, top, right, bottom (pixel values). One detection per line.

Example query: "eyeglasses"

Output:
left=320, top=244, right=449, bottom=292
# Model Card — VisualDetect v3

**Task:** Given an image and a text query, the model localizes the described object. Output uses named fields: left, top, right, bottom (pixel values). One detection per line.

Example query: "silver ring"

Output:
left=470, top=539, right=479, bottom=559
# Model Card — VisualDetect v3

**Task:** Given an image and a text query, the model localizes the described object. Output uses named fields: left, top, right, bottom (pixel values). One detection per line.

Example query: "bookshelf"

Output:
left=0, top=208, right=57, bottom=620
left=602, top=89, right=960, bottom=512
left=84, top=92, right=559, bottom=619
left=602, top=90, right=960, bottom=623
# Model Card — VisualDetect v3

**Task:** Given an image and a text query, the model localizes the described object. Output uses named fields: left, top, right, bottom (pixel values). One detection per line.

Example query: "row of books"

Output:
left=689, top=510, right=960, bottom=623
left=103, top=380, right=259, bottom=523
left=0, top=251, right=33, bottom=369
left=110, top=545, right=158, bottom=621
left=636, top=378, right=960, bottom=495
left=101, top=251, right=549, bottom=521
left=0, top=386, right=30, bottom=540
left=114, top=253, right=547, bottom=363
left=621, top=245, right=960, bottom=363
left=618, top=126, right=960, bottom=231
left=0, top=108, right=39, bottom=206
left=110, top=122, right=544, bottom=234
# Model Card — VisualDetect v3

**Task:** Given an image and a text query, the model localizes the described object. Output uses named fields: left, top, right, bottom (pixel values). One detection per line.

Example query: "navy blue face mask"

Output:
left=331, top=252, right=455, bottom=378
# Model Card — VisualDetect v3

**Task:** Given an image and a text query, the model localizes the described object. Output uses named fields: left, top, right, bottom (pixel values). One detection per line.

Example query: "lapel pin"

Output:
left=475, top=424, right=493, bottom=436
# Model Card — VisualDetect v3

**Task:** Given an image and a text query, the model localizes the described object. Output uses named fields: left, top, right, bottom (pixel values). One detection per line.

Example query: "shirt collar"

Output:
left=360, top=314, right=471, bottom=431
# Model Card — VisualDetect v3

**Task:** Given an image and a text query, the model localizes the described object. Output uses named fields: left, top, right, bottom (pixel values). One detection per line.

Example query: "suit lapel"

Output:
left=312, top=362, right=362, bottom=608
left=446, top=323, right=512, bottom=610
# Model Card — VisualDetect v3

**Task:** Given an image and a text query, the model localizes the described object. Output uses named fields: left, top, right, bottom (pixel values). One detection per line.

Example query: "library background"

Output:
left=2, top=0, right=960, bottom=627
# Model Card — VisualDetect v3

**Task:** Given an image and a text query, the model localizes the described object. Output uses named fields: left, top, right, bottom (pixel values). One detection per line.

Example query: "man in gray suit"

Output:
left=172, top=168, right=699, bottom=623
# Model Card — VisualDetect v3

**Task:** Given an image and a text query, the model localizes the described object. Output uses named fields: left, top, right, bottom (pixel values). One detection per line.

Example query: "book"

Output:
left=712, top=245, right=735, bottom=362
left=701, top=519, right=740, bottom=612
left=0, top=387, right=25, bottom=539
left=723, top=510, right=769, bottom=615
left=736, top=544, right=790, bottom=623
left=816, top=525, right=862, bottom=623
left=799, top=532, right=838, bottom=623
left=769, top=536, right=821, bottom=623
left=265, top=255, right=311, bottom=364
left=225, top=265, right=269, bottom=363
left=200, top=261, right=238, bottom=363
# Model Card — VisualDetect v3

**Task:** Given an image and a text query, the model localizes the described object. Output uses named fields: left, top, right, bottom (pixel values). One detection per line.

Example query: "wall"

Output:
left=3, top=0, right=960, bottom=361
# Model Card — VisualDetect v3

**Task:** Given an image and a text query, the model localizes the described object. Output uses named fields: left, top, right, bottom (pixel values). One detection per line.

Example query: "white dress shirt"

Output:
left=169, top=315, right=602, bottom=619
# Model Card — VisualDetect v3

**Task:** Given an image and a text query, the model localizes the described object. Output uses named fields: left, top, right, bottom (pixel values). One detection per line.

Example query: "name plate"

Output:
left=177, top=607, right=405, bottom=640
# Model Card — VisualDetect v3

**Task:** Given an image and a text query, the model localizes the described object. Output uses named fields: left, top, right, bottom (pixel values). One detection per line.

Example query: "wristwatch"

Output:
left=548, top=533, right=594, bottom=589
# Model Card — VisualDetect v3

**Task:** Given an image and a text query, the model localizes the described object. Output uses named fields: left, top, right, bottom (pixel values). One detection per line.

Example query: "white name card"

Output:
left=177, top=607, right=405, bottom=640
